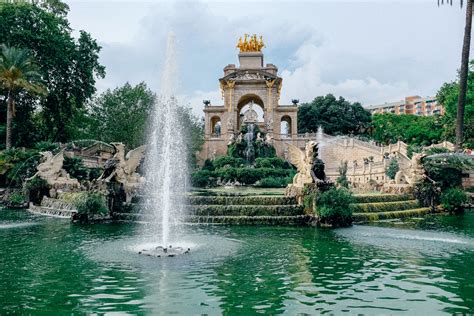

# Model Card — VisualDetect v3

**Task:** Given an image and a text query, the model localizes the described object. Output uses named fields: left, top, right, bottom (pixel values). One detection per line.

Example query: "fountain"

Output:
left=140, top=32, right=189, bottom=257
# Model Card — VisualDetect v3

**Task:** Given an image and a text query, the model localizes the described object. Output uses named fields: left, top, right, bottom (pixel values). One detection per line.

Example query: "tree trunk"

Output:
left=455, top=0, right=473, bottom=150
left=5, top=92, right=13, bottom=150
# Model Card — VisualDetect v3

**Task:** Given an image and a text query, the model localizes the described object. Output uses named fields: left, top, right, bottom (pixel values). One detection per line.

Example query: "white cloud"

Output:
left=65, top=0, right=469, bottom=114
left=280, top=42, right=410, bottom=106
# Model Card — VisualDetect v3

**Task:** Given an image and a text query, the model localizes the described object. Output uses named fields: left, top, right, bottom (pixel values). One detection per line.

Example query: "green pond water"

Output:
left=1, top=208, right=473, bottom=314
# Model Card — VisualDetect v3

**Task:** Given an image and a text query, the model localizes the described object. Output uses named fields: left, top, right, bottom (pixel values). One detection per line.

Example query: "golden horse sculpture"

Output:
left=236, top=34, right=265, bottom=52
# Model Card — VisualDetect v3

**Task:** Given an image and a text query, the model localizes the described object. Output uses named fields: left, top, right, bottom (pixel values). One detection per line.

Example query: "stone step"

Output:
left=353, top=207, right=431, bottom=222
left=353, top=194, right=413, bottom=204
left=118, top=204, right=305, bottom=217
left=187, top=195, right=297, bottom=206
left=351, top=200, right=420, bottom=213
left=113, top=213, right=312, bottom=225
left=188, top=204, right=304, bottom=216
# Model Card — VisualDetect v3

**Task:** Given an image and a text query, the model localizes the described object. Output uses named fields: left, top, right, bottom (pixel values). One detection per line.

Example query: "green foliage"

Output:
left=413, top=181, right=441, bottom=208
left=86, top=82, right=155, bottom=149
left=255, top=157, right=292, bottom=169
left=423, top=154, right=473, bottom=189
left=0, top=1, right=105, bottom=144
left=74, top=192, right=108, bottom=216
left=63, top=156, right=89, bottom=182
left=33, top=141, right=60, bottom=153
left=255, top=176, right=292, bottom=188
left=336, top=161, right=349, bottom=188
left=298, top=94, right=371, bottom=135
left=7, top=192, right=26, bottom=206
left=213, top=156, right=245, bottom=169
left=385, top=159, right=399, bottom=180
left=441, top=188, right=468, bottom=214
left=202, top=159, right=214, bottom=171
left=191, top=170, right=216, bottom=188
left=191, top=167, right=294, bottom=187
left=0, top=148, right=40, bottom=186
left=177, top=105, right=205, bottom=169
left=24, top=176, right=49, bottom=205
left=371, top=113, right=444, bottom=146
left=436, top=60, right=474, bottom=148
left=315, top=188, right=354, bottom=227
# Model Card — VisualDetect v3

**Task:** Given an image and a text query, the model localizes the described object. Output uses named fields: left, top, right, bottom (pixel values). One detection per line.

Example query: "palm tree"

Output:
left=0, top=44, right=45, bottom=149
left=439, top=0, right=473, bottom=149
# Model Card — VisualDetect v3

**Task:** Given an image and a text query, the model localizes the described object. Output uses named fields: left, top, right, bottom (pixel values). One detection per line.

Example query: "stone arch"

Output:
left=236, top=94, right=265, bottom=130
left=210, top=116, right=221, bottom=137
left=280, top=115, right=292, bottom=136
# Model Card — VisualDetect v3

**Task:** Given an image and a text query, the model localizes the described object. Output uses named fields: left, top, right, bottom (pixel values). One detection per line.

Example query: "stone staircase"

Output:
left=351, top=194, right=430, bottom=223
left=113, top=192, right=310, bottom=225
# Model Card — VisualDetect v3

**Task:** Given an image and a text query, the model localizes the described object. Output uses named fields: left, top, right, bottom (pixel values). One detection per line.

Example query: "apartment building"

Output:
left=366, top=95, right=444, bottom=116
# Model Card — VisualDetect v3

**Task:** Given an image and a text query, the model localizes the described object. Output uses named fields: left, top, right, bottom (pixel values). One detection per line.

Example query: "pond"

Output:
left=0, top=208, right=473, bottom=314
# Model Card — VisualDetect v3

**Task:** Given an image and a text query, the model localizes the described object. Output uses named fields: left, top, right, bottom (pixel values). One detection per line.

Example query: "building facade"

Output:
left=366, top=95, right=444, bottom=116
left=199, top=36, right=299, bottom=161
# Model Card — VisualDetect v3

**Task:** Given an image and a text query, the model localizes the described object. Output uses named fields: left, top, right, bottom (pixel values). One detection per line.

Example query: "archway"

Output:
left=280, top=115, right=292, bottom=136
left=237, top=94, right=265, bottom=131
left=210, top=116, right=221, bottom=137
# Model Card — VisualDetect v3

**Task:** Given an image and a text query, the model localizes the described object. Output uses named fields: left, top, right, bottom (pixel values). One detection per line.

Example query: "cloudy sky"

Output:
left=65, top=0, right=472, bottom=116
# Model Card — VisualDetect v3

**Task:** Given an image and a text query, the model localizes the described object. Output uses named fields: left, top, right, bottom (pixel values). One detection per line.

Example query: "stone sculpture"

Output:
left=98, top=143, right=146, bottom=203
left=28, top=150, right=80, bottom=195
left=286, top=141, right=318, bottom=188
left=395, top=153, right=426, bottom=185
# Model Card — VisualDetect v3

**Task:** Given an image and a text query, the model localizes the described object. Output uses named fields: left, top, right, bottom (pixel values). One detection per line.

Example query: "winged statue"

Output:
left=29, top=150, right=79, bottom=191
left=98, top=143, right=146, bottom=203
left=286, top=141, right=318, bottom=187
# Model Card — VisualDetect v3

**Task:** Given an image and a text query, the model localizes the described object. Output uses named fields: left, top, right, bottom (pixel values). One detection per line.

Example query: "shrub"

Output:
left=336, top=161, right=349, bottom=188
left=441, top=188, right=467, bottom=214
left=202, top=159, right=215, bottom=171
left=255, top=176, right=292, bottom=188
left=0, top=148, right=41, bottom=186
left=413, top=181, right=441, bottom=209
left=24, top=177, right=50, bottom=205
left=385, top=159, right=399, bottom=180
left=75, top=192, right=108, bottom=216
left=213, top=156, right=245, bottom=169
left=315, top=188, right=354, bottom=227
left=191, top=170, right=216, bottom=187
left=255, top=157, right=291, bottom=169
left=33, top=141, right=60, bottom=153
left=63, top=156, right=89, bottom=182
left=7, top=192, right=26, bottom=207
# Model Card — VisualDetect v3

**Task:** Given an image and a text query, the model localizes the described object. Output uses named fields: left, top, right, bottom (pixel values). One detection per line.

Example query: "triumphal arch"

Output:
left=200, top=34, right=298, bottom=161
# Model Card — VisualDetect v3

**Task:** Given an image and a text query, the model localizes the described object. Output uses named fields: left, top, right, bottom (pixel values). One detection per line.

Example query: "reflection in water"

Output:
left=0, top=209, right=473, bottom=314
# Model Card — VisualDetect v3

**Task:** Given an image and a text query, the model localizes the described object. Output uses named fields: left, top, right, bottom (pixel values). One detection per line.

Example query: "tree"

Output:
left=298, top=94, right=371, bottom=135
left=371, top=113, right=445, bottom=146
left=87, top=82, right=155, bottom=149
left=438, top=0, right=473, bottom=149
left=0, top=1, right=105, bottom=143
left=0, top=44, right=44, bottom=149
left=385, top=158, right=399, bottom=180
left=437, top=60, right=474, bottom=148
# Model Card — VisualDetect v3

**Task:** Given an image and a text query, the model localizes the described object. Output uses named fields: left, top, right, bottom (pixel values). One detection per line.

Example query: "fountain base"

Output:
left=138, top=245, right=190, bottom=257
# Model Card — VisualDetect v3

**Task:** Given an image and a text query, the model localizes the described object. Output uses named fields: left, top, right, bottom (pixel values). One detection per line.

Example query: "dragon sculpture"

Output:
left=28, top=150, right=80, bottom=194
left=98, top=143, right=146, bottom=203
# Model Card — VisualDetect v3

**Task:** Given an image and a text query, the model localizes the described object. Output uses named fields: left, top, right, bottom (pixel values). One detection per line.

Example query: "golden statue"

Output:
left=236, top=34, right=265, bottom=52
